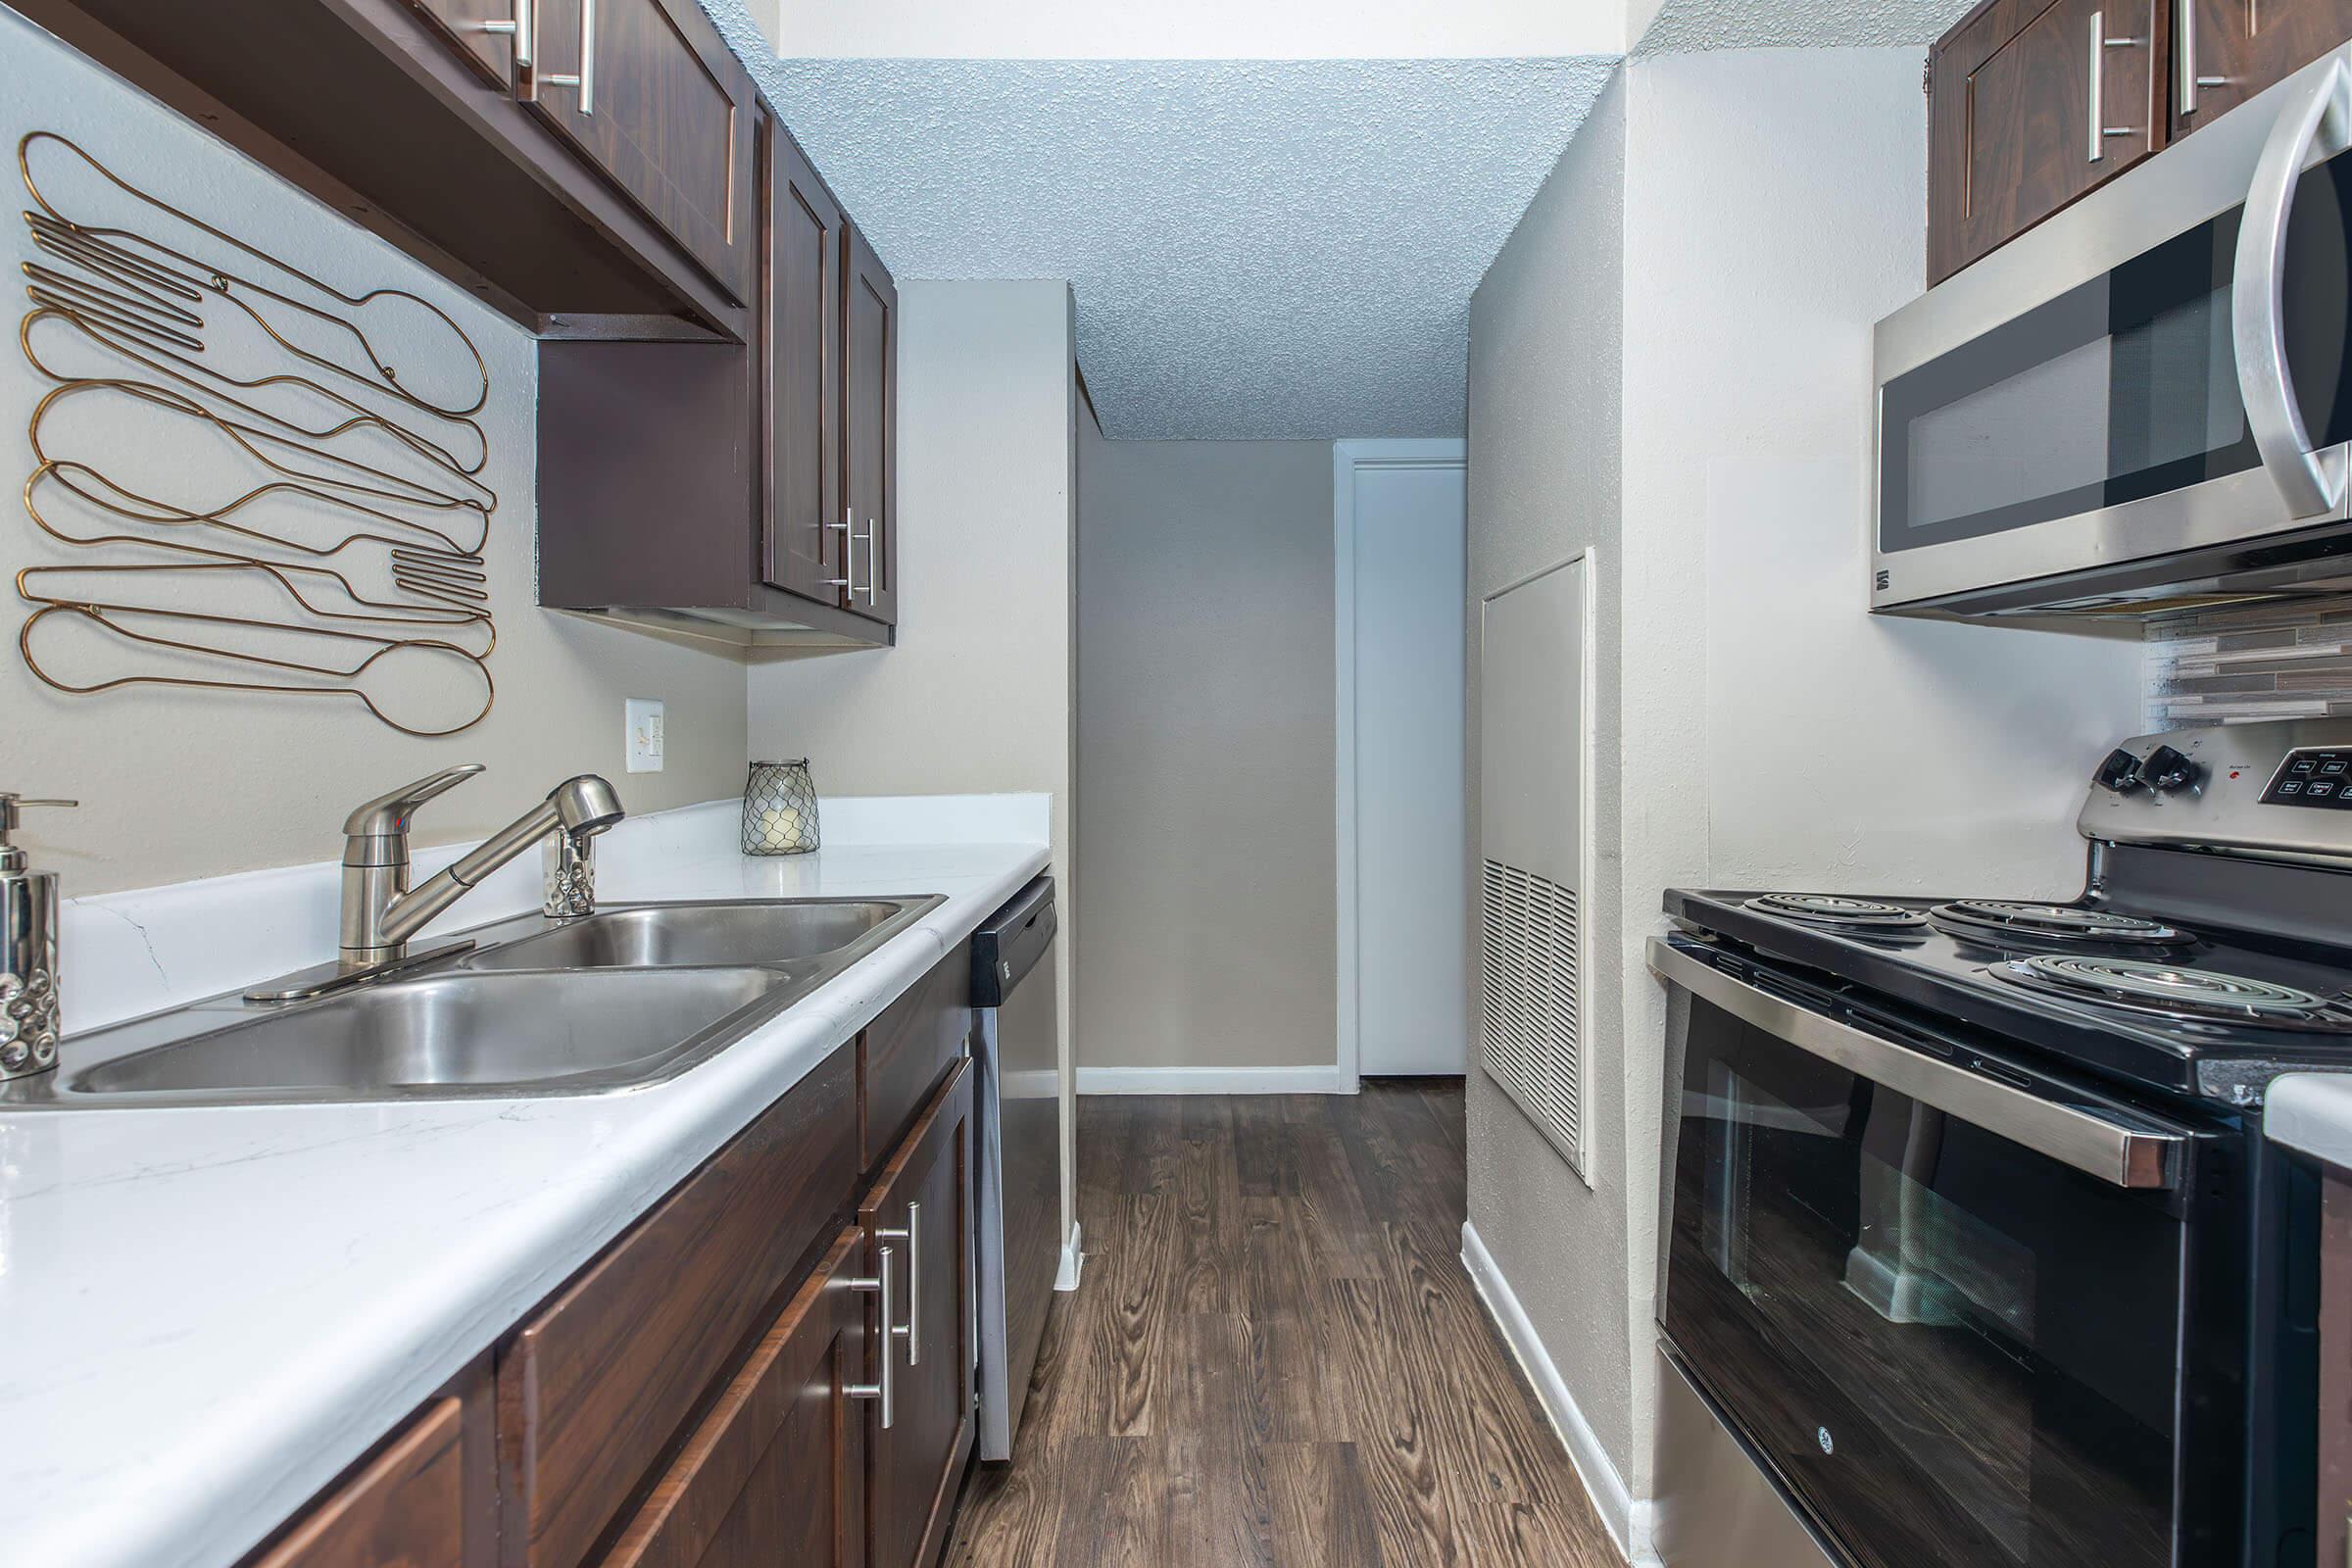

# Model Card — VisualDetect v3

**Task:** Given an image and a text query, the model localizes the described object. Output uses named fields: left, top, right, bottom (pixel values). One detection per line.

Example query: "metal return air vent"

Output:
left=1480, top=858, right=1585, bottom=1175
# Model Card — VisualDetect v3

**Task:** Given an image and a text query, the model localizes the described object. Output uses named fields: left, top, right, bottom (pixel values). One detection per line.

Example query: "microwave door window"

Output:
left=1904, top=327, right=2113, bottom=535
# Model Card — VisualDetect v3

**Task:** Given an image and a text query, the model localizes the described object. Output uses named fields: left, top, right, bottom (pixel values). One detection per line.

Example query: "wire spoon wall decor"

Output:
left=16, top=130, right=500, bottom=737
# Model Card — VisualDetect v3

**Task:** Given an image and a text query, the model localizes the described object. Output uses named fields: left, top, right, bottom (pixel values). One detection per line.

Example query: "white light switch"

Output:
left=625, top=698, right=665, bottom=773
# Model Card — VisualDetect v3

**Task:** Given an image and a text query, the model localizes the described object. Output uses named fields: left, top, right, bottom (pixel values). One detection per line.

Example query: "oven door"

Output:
left=1872, top=46, right=2352, bottom=615
left=1650, top=936, right=2226, bottom=1568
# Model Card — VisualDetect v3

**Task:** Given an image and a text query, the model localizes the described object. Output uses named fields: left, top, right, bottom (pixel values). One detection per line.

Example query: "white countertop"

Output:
left=2266, top=1072, right=2352, bottom=1170
left=1, top=798, right=1049, bottom=1568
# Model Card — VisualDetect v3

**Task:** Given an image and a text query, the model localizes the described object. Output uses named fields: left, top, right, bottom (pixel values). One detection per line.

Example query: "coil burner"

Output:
left=1993, top=954, right=2352, bottom=1031
left=1930, top=901, right=2195, bottom=949
left=1744, top=894, right=1928, bottom=935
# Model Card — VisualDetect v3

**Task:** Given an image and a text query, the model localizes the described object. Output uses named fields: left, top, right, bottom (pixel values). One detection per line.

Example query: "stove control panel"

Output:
left=2261, top=749, right=2352, bottom=808
left=2078, top=720, right=2352, bottom=865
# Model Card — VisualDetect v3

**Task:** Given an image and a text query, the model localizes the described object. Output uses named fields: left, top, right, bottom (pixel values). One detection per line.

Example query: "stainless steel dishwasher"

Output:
left=970, top=874, right=1059, bottom=1462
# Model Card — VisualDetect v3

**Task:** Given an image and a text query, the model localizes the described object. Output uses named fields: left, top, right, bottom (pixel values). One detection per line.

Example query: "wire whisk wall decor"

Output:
left=15, top=130, right=500, bottom=738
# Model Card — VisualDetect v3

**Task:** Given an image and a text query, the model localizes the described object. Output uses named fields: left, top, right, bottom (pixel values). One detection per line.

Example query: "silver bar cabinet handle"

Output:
left=2088, top=13, right=2106, bottom=162
left=2178, top=0, right=2230, bottom=108
left=537, top=0, right=595, bottom=114
left=1646, top=937, right=2184, bottom=1190
left=845, top=1243, right=895, bottom=1429
left=2178, top=0, right=2196, bottom=106
left=880, top=1203, right=920, bottom=1364
left=478, top=0, right=532, bottom=71
left=865, top=516, right=879, bottom=607
left=2233, top=54, right=2352, bottom=519
left=825, top=505, right=859, bottom=599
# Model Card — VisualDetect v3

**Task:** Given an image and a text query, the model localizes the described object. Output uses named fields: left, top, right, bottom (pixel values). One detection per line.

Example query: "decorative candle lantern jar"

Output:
left=742, top=760, right=820, bottom=855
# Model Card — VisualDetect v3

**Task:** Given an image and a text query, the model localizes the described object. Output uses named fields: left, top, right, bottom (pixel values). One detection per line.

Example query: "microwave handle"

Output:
left=2233, top=54, right=2352, bottom=520
left=1647, top=937, right=2183, bottom=1191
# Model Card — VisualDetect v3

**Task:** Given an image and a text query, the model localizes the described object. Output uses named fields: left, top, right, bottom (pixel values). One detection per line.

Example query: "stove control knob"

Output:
left=2095, top=747, right=2145, bottom=794
left=2143, top=745, right=2198, bottom=793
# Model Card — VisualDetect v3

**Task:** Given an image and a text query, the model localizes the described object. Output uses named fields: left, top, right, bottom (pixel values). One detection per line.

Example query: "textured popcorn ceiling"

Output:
left=1634, top=0, right=1978, bottom=51
left=700, top=4, right=1613, bottom=437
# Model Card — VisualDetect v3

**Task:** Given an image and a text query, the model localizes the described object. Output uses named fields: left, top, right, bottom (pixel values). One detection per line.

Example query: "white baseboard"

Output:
left=1461, top=1220, right=1659, bottom=1566
left=1075, top=1064, right=1355, bottom=1096
left=1054, top=1224, right=1085, bottom=1292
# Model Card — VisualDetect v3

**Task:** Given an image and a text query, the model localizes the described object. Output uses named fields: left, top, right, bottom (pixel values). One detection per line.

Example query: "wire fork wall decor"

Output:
left=14, top=131, right=500, bottom=737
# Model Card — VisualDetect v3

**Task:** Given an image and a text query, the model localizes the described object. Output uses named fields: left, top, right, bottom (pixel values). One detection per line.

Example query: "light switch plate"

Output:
left=625, top=698, right=664, bottom=773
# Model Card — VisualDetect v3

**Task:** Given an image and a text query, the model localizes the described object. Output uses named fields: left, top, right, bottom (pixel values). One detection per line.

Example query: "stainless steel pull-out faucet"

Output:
left=248, top=765, right=624, bottom=1002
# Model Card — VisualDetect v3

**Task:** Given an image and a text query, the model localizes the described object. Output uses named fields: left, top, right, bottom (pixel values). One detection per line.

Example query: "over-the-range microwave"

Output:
left=1874, top=42, right=2352, bottom=618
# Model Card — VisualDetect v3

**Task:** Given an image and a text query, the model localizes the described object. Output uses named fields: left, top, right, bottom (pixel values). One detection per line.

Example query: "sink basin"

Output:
left=64, top=968, right=790, bottom=1102
left=10, top=895, right=946, bottom=1109
left=459, top=899, right=922, bottom=972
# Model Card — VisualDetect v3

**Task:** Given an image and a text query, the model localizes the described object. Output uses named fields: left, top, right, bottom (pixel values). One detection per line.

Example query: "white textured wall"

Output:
left=1466, top=67, right=1635, bottom=1476
left=745, top=278, right=1078, bottom=1220
left=757, top=0, right=1628, bottom=58
left=1, top=10, right=748, bottom=898
left=1075, top=439, right=1337, bottom=1073
left=1466, top=45, right=2147, bottom=1510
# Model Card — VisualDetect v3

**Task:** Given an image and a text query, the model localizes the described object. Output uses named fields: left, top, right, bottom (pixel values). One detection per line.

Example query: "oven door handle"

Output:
left=2233, top=53, right=2352, bottom=520
left=1649, top=938, right=2183, bottom=1191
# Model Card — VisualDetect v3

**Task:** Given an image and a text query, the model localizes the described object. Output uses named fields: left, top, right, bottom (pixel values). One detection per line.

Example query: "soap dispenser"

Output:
left=0, top=793, right=76, bottom=1079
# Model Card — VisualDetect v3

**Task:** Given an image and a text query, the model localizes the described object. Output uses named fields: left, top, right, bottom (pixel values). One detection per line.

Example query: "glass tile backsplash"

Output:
left=2147, top=595, right=2352, bottom=725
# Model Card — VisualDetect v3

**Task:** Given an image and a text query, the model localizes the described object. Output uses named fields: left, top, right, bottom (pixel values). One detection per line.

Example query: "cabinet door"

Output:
left=526, top=0, right=757, bottom=303
left=2173, top=0, right=2352, bottom=137
left=765, top=124, right=848, bottom=607
left=1927, top=0, right=2163, bottom=282
left=253, top=1396, right=470, bottom=1568
left=407, top=0, right=525, bottom=88
left=861, top=1061, right=973, bottom=1568
left=603, top=1228, right=871, bottom=1568
left=843, top=224, right=899, bottom=626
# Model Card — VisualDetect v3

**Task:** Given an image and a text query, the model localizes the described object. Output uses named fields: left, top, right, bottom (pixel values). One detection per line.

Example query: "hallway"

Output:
left=946, top=1084, right=1620, bottom=1567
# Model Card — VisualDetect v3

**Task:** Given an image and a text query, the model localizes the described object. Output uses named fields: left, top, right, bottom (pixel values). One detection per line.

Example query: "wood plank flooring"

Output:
left=945, top=1082, right=1621, bottom=1568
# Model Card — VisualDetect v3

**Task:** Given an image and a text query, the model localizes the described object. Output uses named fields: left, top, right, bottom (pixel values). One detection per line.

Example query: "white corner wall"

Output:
left=1465, top=44, right=2147, bottom=1526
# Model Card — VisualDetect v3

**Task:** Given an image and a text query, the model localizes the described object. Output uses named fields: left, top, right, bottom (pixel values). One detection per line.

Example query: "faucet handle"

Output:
left=342, top=763, right=484, bottom=839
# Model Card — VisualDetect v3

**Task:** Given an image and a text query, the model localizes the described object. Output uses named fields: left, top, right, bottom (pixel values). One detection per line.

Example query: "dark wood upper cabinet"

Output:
left=844, top=225, right=901, bottom=626
left=537, top=105, right=896, bottom=647
left=765, top=128, right=849, bottom=606
left=859, top=1061, right=973, bottom=1568
left=1930, top=0, right=2352, bottom=280
left=2173, top=0, right=2352, bottom=137
left=407, top=0, right=521, bottom=88
left=17, top=0, right=749, bottom=336
left=523, top=0, right=757, bottom=306
left=1928, top=0, right=2165, bottom=283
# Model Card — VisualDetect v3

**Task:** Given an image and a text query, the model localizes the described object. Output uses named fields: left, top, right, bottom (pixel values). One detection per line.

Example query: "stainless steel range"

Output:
left=1651, top=719, right=2352, bottom=1568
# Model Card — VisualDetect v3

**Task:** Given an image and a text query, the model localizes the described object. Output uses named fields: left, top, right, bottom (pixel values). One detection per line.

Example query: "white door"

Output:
left=1347, top=447, right=1468, bottom=1076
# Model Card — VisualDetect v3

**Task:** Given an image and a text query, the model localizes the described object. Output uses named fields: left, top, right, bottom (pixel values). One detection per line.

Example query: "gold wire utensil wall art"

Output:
left=16, top=130, right=499, bottom=738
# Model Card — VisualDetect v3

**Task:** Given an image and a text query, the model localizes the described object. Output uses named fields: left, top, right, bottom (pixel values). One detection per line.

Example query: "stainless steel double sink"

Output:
left=6, top=898, right=942, bottom=1109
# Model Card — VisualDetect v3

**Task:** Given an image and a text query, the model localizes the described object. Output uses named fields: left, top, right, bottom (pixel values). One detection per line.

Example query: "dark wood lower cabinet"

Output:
left=246, top=1359, right=495, bottom=1568
left=497, top=1044, right=859, bottom=1568
left=861, top=1060, right=976, bottom=1568
left=240, top=948, right=982, bottom=1568
left=604, top=1227, right=871, bottom=1568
